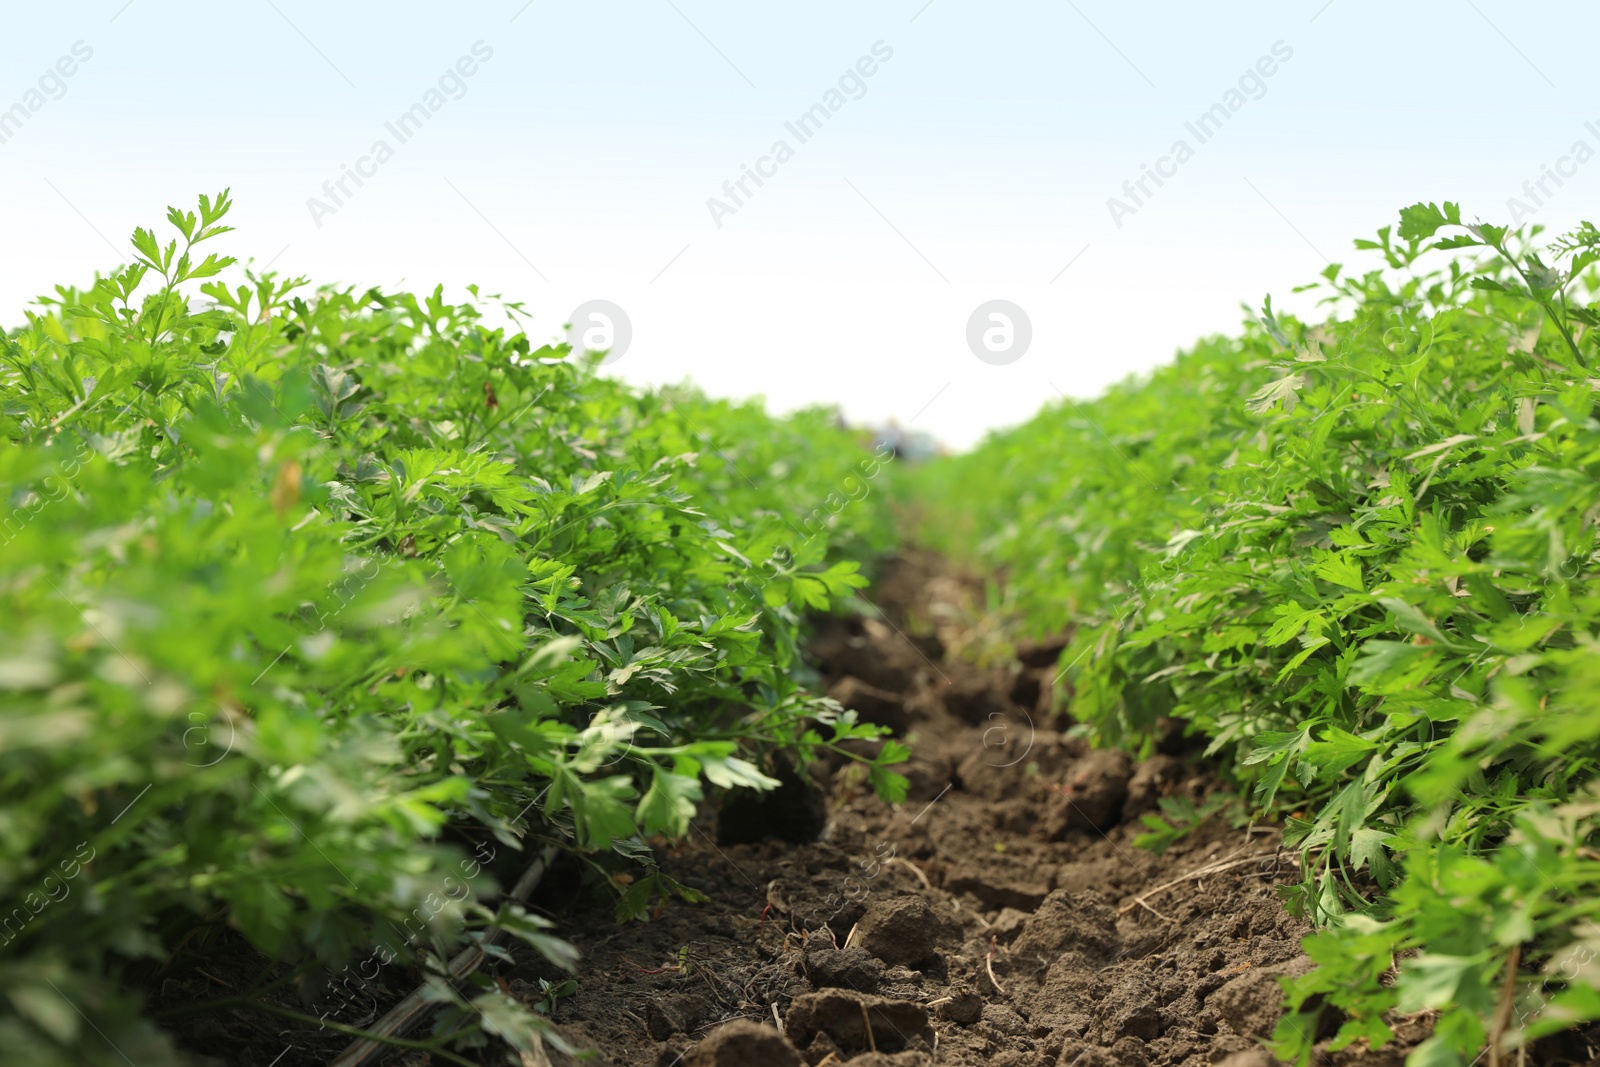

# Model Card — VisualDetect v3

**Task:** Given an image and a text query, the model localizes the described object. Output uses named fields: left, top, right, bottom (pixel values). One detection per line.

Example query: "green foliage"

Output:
left=1131, top=792, right=1242, bottom=854
left=0, top=193, right=899, bottom=1063
left=909, top=204, right=1600, bottom=1063
left=532, top=977, right=578, bottom=1015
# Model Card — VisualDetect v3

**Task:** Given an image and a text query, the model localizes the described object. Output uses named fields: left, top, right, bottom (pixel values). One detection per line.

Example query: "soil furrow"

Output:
left=508, top=552, right=1429, bottom=1067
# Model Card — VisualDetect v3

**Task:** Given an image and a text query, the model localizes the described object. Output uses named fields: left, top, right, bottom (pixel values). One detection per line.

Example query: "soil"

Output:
left=490, top=552, right=1424, bottom=1067
left=157, top=551, right=1461, bottom=1066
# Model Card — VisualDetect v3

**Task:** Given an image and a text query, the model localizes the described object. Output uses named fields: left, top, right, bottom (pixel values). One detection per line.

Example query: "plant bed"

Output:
left=0, top=193, right=907, bottom=1066
left=907, top=206, right=1600, bottom=1065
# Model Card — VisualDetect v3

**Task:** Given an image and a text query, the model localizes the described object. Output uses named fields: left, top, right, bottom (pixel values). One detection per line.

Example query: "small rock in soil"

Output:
left=784, top=989, right=933, bottom=1053
left=802, top=940, right=884, bottom=992
left=827, top=676, right=910, bottom=735
left=1012, top=889, right=1121, bottom=964
left=854, top=894, right=939, bottom=965
left=682, top=1019, right=801, bottom=1067
left=846, top=1054, right=932, bottom=1067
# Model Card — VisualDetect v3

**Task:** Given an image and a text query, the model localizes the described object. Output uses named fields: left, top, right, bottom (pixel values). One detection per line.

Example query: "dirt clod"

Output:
left=645, top=993, right=707, bottom=1040
left=940, top=672, right=1015, bottom=724
left=854, top=894, right=939, bottom=965
left=1041, top=748, right=1132, bottom=834
left=809, top=617, right=912, bottom=693
left=1011, top=889, right=1121, bottom=965
left=682, top=1019, right=800, bottom=1067
left=1125, top=754, right=1183, bottom=815
left=802, top=940, right=884, bottom=992
left=784, top=989, right=933, bottom=1053
left=800, top=1029, right=839, bottom=1065
left=1208, top=960, right=1314, bottom=1038
left=1110, top=998, right=1163, bottom=1041
left=938, top=984, right=985, bottom=1024
left=956, top=731, right=1084, bottom=803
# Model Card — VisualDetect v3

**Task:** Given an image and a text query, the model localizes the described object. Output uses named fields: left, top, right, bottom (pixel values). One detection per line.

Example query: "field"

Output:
left=3, top=194, right=1600, bottom=1066
left=909, top=204, right=1600, bottom=1066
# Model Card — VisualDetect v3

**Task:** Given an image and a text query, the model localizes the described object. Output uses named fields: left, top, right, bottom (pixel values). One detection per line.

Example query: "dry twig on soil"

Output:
left=985, top=935, right=1006, bottom=995
left=889, top=857, right=932, bottom=890
left=1115, top=852, right=1277, bottom=917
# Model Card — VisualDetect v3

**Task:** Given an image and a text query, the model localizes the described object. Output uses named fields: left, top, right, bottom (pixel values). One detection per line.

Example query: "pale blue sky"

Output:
left=4, top=1, right=1597, bottom=446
